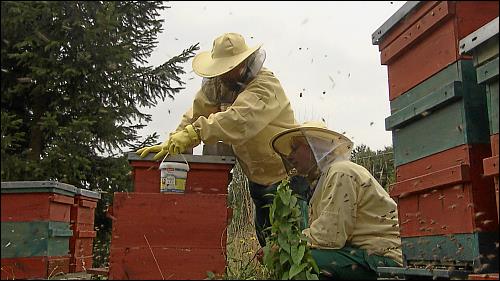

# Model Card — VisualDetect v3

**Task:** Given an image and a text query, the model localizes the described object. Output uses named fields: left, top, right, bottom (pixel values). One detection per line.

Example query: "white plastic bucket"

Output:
left=159, top=162, right=189, bottom=193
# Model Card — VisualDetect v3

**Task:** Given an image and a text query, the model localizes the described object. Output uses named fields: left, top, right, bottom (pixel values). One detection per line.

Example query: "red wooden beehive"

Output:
left=389, top=144, right=498, bottom=237
left=128, top=152, right=235, bottom=194
left=108, top=151, right=236, bottom=280
left=1, top=181, right=77, bottom=223
left=108, top=193, right=231, bottom=280
left=1, top=255, right=71, bottom=280
left=69, top=188, right=101, bottom=273
left=1, top=181, right=77, bottom=279
left=372, top=1, right=499, bottom=101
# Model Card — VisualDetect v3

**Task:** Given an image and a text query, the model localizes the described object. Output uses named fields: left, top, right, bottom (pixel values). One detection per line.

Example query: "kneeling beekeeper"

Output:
left=269, top=121, right=403, bottom=280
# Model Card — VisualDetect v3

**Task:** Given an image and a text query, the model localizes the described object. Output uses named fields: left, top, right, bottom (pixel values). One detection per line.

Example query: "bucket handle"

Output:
left=161, top=152, right=189, bottom=167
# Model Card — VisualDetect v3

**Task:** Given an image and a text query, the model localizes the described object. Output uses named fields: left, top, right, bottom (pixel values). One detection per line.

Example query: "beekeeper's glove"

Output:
left=168, top=124, right=201, bottom=156
left=136, top=138, right=171, bottom=160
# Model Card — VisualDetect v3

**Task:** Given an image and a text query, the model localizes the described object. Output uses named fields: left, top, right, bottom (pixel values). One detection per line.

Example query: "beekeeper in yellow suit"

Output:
left=136, top=32, right=302, bottom=247
left=270, top=121, right=403, bottom=280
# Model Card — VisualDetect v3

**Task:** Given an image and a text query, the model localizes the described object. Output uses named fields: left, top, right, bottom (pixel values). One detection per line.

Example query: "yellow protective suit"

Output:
left=303, top=160, right=403, bottom=266
left=174, top=68, right=298, bottom=186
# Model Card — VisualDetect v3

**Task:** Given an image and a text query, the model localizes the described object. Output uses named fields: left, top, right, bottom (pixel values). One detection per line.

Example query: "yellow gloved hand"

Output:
left=168, top=124, right=201, bottom=156
left=136, top=138, right=171, bottom=160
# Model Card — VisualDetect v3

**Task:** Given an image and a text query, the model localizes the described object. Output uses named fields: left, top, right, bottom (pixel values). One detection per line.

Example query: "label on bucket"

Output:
left=159, top=162, right=189, bottom=193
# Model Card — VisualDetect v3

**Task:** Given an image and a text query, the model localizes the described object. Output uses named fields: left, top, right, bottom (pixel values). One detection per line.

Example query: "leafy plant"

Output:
left=262, top=179, right=319, bottom=280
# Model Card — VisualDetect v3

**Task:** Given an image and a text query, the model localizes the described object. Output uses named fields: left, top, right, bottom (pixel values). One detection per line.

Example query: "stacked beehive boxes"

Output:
left=372, top=1, right=499, bottom=277
left=1, top=181, right=77, bottom=279
left=460, top=17, right=499, bottom=219
left=108, top=152, right=235, bottom=280
left=69, top=188, right=101, bottom=273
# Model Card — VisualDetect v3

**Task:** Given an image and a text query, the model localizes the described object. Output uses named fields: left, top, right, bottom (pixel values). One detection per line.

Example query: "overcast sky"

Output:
left=139, top=1, right=406, bottom=154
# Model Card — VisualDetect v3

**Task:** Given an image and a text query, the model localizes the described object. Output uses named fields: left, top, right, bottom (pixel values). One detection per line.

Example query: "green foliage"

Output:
left=351, top=144, right=395, bottom=191
left=1, top=1, right=199, bottom=267
left=263, top=180, right=319, bottom=280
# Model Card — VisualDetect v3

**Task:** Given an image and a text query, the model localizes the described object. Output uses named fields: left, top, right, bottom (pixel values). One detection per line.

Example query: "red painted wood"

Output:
left=72, top=223, right=95, bottom=232
left=70, top=197, right=97, bottom=225
left=378, top=1, right=439, bottom=51
left=0, top=255, right=70, bottom=280
left=70, top=237, right=94, bottom=257
left=483, top=156, right=499, bottom=177
left=378, top=1, right=499, bottom=100
left=110, top=193, right=228, bottom=249
left=130, top=161, right=232, bottom=194
left=495, top=177, right=499, bottom=220
left=186, top=163, right=232, bottom=194
left=381, top=1, right=452, bottom=65
left=391, top=164, right=470, bottom=197
left=491, top=134, right=499, bottom=156
left=1, top=193, right=73, bottom=222
left=397, top=183, right=476, bottom=237
left=69, top=255, right=93, bottom=273
left=390, top=144, right=498, bottom=237
left=109, top=247, right=226, bottom=280
left=51, top=194, right=75, bottom=205
left=395, top=144, right=491, bottom=181
left=468, top=273, right=499, bottom=280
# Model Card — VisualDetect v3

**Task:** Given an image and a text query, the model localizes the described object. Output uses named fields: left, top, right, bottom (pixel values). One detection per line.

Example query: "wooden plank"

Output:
left=1, top=221, right=72, bottom=258
left=377, top=1, right=440, bottom=51
left=392, top=100, right=489, bottom=166
left=70, top=237, right=94, bottom=257
left=395, top=144, right=491, bottom=181
left=69, top=255, right=93, bottom=273
left=110, top=193, right=228, bottom=249
left=385, top=81, right=462, bottom=130
left=86, top=267, right=108, bottom=276
left=389, top=60, right=473, bottom=114
left=473, top=35, right=499, bottom=67
left=381, top=1, right=451, bottom=65
left=390, top=164, right=470, bottom=197
left=187, top=163, right=232, bottom=194
left=71, top=201, right=97, bottom=225
left=0, top=255, right=70, bottom=280
left=401, top=232, right=498, bottom=272
left=486, top=80, right=499, bottom=134
left=468, top=273, right=500, bottom=280
left=491, top=134, right=499, bottom=156
left=108, top=247, right=226, bottom=280
left=1, top=193, right=73, bottom=222
left=483, top=155, right=499, bottom=177
left=477, top=57, right=499, bottom=84
left=386, top=18, right=459, bottom=100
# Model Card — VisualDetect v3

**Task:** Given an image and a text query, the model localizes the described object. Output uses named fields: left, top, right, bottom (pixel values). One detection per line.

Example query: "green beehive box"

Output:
left=386, top=60, right=490, bottom=166
left=401, top=232, right=499, bottom=272
left=459, top=17, right=499, bottom=135
left=1, top=221, right=73, bottom=258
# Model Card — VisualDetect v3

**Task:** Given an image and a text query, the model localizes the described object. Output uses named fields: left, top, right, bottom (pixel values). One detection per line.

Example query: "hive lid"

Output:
left=127, top=152, right=236, bottom=165
left=372, top=1, right=423, bottom=45
left=0, top=181, right=78, bottom=197
left=459, top=17, right=499, bottom=54
left=76, top=188, right=102, bottom=199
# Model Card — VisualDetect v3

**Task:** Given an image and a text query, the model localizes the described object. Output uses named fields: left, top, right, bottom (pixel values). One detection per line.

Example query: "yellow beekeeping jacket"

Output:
left=175, top=68, right=298, bottom=185
left=303, top=160, right=403, bottom=265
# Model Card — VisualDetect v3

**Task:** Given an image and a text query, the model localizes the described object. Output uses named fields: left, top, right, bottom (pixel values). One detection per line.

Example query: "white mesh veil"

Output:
left=271, top=125, right=354, bottom=177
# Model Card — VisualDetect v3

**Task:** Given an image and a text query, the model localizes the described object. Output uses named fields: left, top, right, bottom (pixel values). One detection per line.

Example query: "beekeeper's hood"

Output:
left=270, top=121, right=354, bottom=177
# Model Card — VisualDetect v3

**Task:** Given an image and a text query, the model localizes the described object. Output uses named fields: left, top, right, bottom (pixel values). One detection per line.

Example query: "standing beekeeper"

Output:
left=136, top=32, right=303, bottom=247
left=269, top=121, right=403, bottom=280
